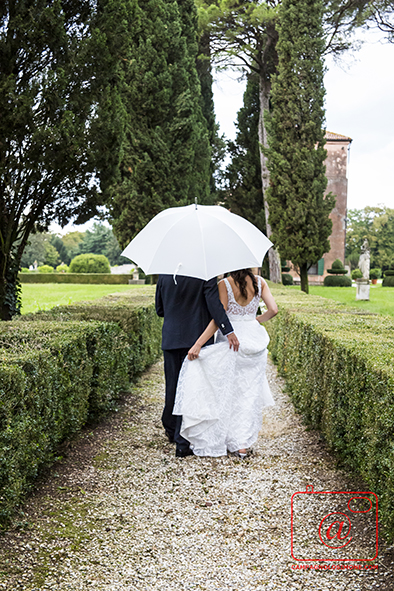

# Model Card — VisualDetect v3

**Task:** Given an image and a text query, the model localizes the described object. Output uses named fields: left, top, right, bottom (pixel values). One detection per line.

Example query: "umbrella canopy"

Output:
left=121, top=204, right=273, bottom=281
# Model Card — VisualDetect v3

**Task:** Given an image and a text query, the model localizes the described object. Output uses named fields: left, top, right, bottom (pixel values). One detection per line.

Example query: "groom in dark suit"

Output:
left=155, top=274, right=239, bottom=457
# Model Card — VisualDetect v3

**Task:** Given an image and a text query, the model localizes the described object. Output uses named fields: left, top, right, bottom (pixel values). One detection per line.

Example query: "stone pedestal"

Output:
left=356, top=279, right=370, bottom=301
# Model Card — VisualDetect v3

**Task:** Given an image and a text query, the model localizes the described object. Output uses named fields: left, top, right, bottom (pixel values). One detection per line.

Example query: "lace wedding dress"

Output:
left=173, top=277, right=274, bottom=457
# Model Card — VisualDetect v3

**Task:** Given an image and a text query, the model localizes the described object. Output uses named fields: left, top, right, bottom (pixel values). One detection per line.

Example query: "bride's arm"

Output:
left=188, top=280, right=236, bottom=360
left=256, top=277, right=278, bottom=323
left=187, top=318, right=218, bottom=360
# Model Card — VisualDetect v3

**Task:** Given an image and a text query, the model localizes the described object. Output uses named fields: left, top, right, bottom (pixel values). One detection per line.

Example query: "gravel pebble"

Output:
left=0, top=355, right=393, bottom=590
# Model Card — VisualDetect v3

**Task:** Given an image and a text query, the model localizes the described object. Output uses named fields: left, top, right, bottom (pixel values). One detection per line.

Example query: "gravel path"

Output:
left=0, top=356, right=393, bottom=590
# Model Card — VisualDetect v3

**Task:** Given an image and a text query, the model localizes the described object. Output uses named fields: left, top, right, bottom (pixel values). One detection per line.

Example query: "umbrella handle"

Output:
left=173, top=262, right=182, bottom=285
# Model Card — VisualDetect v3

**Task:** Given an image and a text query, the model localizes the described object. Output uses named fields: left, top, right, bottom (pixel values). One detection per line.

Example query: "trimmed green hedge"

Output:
left=0, top=321, right=130, bottom=418
left=267, top=286, right=394, bottom=538
left=0, top=290, right=162, bottom=526
left=383, top=276, right=394, bottom=287
left=0, top=333, right=92, bottom=523
left=19, top=273, right=136, bottom=284
left=19, top=293, right=162, bottom=378
left=323, top=274, right=352, bottom=287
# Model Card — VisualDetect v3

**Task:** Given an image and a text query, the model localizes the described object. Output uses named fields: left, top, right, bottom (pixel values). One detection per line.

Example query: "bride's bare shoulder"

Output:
left=256, top=275, right=268, bottom=293
left=218, top=278, right=227, bottom=291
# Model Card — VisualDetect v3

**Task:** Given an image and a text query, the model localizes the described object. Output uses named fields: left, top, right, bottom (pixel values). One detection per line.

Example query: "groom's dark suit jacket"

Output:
left=155, top=275, right=234, bottom=350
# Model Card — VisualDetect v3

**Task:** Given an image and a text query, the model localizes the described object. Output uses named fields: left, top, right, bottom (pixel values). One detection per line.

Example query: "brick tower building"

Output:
left=288, top=131, right=352, bottom=283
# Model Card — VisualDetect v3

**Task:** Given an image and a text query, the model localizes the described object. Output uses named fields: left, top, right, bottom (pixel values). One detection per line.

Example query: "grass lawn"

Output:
left=21, top=282, right=394, bottom=318
left=287, top=284, right=394, bottom=318
left=20, top=283, right=149, bottom=315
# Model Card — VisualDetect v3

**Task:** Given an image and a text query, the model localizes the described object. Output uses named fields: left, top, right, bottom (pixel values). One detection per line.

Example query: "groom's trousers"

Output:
left=162, top=348, right=190, bottom=453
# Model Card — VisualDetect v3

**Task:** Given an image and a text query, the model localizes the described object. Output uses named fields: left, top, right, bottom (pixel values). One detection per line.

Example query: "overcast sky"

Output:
left=213, top=28, right=394, bottom=212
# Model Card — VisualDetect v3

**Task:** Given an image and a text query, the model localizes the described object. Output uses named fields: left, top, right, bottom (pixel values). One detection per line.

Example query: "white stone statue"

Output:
left=358, top=239, right=370, bottom=281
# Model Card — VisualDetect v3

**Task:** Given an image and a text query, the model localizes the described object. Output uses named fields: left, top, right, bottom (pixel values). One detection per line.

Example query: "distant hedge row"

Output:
left=19, top=273, right=136, bottom=284
left=0, top=289, right=162, bottom=525
left=267, top=286, right=394, bottom=538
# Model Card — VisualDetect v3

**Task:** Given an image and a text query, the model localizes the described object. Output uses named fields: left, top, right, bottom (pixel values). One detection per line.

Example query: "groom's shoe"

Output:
left=175, top=448, right=194, bottom=458
left=165, top=431, right=175, bottom=444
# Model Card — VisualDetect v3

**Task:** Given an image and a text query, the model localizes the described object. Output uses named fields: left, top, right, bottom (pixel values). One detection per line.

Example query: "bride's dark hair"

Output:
left=230, top=269, right=258, bottom=299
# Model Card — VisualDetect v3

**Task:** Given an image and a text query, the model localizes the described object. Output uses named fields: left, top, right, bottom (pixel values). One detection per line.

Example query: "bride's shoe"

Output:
left=233, top=449, right=248, bottom=459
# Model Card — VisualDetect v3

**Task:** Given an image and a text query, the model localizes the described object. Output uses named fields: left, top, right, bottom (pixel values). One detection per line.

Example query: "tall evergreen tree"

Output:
left=107, top=0, right=211, bottom=248
left=197, top=31, right=226, bottom=198
left=197, top=0, right=381, bottom=283
left=79, top=222, right=127, bottom=265
left=50, top=235, right=69, bottom=266
left=225, top=74, right=265, bottom=233
left=177, top=0, right=214, bottom=201
left=265, top=0, right=335, bottom=293
left=0, top=0, right=120, bottom=319
left=61, top=231, right=86, bottom=263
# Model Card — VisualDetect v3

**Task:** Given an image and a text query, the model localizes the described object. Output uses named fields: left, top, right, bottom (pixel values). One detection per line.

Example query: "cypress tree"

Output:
left=225, top=74, right=265, bottom=233
left=265, top=0, right=335, bottom=293
left=197, top=31, right=226, bottom=198
left=108, top=0, right=211, bottom=247
left=197, top=0, right=374, bottom=282
left=176, top=0, right=213, bottom=204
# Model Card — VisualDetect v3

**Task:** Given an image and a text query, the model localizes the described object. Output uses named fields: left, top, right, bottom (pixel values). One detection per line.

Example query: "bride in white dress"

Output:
left=173, top=269, right=278, bottom=458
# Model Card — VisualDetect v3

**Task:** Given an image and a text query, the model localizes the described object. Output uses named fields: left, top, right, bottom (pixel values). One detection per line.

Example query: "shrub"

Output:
left=18, top=273, right=134, bottom=284
left=323, top=275, right=352, bottom=287
left=0, top=321, right=130, bottom=419
left=19, top=294, right=162, bottom=378
left=38, top=264, right=54, bottom=273
left=281, top=273, right=294, bottom=285
left=56, top=263, right=69, bottom=273
left=351, top=268, right=363, bottom=280
left=327, top=259, right=347, bottom=275
left=21, top=267, right=30, bottom=273
left=369, top=268, right=381, bottom=280
left=266, top=286, right=394, bottom=539
left=382, top=276, right=394, bottom=287
left=383, top=260, right=394, bottom=278
left=0, top=329, right=92, bottom=523
left=1, top=290, right=161, bottom=526
left=332, top=258, right=344, bottom=269
left=384, top=270, right=394, bottom=277
left=69, top=253, right=111, bottom=274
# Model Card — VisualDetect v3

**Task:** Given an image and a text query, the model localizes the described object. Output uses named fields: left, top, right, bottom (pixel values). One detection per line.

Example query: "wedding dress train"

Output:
left=173, top=277, right=274, bottom=457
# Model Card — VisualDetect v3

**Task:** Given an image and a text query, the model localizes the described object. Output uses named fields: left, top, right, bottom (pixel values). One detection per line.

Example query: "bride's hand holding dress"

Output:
left=187, top=317, right=240, bottom=361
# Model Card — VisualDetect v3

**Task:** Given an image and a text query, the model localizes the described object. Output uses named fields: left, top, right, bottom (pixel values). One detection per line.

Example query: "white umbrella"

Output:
left=121, top=203, right=273, bottom=281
